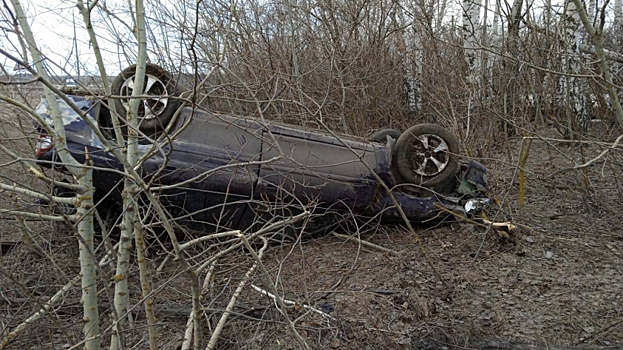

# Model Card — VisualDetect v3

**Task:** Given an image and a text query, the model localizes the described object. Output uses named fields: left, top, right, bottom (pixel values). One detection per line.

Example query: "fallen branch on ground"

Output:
left=239, top=234, right=311, bottom=349
left=434, top=205, right=517, bottom=237
left=250, top=285, right=335, bottom=321
left=0, top=242, right=118, bottom=349
left=331, top=231, right=399, bottom=255
left=574, top=134, right=623, bottom=169
left=0, top=275, right=80, bottom=349
left=206, top=238, right=268, bottom=350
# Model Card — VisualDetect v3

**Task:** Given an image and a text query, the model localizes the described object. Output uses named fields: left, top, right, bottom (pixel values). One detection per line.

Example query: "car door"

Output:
left=255, top=123, right=379, bottom=213
left=150, top=108, right=264, bottom=231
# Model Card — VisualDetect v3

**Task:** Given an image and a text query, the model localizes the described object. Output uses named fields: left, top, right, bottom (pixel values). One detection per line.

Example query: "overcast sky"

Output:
left=1, top=0, right=138, bottom=76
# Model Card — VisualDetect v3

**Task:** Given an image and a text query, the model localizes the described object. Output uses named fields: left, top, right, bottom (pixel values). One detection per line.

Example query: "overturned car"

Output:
left=35, top=64, right=489, bottom=233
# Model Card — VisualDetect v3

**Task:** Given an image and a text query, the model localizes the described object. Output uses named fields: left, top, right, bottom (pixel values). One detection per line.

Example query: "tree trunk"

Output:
left=76, top=0, right=125, bottom=147
left=489, top=0, right=501, bottom=77
left=462, top=0, right=482, bottom=85
left=563, top=0, right=587, bottom=137
left=10, top=1, right=100, bottom=349
left=572, top=0, right=623, bottom=130
left=110, top=0, right=150, bottom=348
left=133, top=206, right=158, bottom=350
left=588, top=0, right=596, bottom=24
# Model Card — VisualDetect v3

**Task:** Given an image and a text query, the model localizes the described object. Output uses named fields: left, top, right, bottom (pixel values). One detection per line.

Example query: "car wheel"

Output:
left=394, top=124, right=459, bottom=187
left=368, top=129, right=402, bottom=143
left=52, top=182, right=76, bottom=216
left=50, top=181, right=76, bottom=234
left=95, top=201, right=122, bottom=241
left=111, top=63, right=180, bottom=134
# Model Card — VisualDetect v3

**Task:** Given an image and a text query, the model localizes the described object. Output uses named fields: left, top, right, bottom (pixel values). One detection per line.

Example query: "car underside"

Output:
left=34, top=64, right=489, bottom=234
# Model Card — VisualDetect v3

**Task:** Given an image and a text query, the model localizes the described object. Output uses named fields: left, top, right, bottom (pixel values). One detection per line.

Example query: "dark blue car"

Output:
left=35, top=65, right=489, bottom=233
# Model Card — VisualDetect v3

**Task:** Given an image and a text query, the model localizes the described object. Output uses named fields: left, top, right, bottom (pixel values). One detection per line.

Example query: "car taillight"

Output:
left=35, top=135, right=53, bottom=157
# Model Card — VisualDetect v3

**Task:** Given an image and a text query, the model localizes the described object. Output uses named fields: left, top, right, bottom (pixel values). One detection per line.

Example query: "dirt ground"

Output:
left=1, top=125, right=622, bottom=349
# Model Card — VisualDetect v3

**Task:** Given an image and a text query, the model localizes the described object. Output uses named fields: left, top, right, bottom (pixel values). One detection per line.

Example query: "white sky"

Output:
left=1, top=0, right=140, bottom=76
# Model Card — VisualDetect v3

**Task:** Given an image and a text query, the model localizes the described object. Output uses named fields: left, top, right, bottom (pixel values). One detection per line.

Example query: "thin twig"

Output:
left=206, top=238, right=268, bottom=350
left=238, top=233, right=310, bottom=349
left=250, top=285, right=335, bottom=321
left=574, top=134, right=623, bottom=169
left=331, top=231, right=399, bottom=255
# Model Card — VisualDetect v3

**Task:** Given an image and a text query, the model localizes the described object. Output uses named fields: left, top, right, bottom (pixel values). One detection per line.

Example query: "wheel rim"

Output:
left=119, top=73, right=169, bottom=120
left=408, top=134, right=450, bottom=177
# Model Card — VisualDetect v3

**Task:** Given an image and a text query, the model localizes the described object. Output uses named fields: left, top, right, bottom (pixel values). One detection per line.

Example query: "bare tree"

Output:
left=8, top=1, right=101, bottom=348
left=462, top=0, right=482, bottom=86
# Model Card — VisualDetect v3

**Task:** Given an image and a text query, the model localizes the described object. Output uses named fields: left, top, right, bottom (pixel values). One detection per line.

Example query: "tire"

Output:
left=52, top=181, right=76, bottom=216
left=95, top=201, right=122, bottom=242
left=111, top=64, right=180, bottom=134
left=50, top=181, right=76, bottom=234
left=394, top=124, right=459, bottom=187
left=368, top=129, right=402, bottom=143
